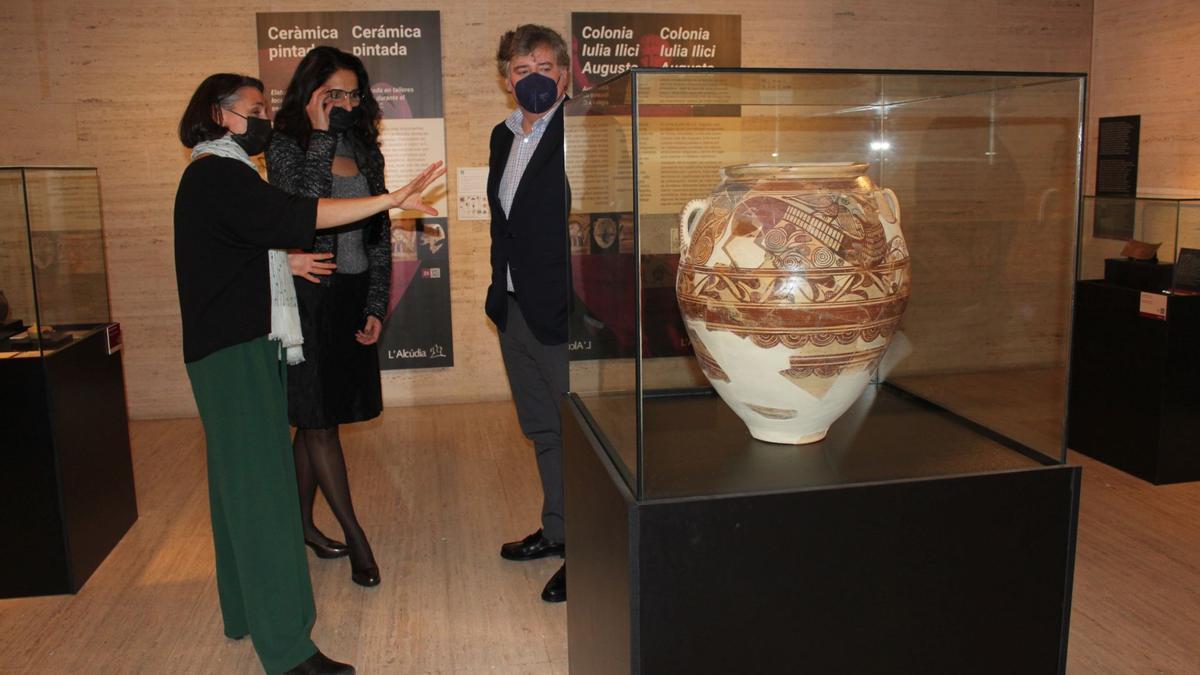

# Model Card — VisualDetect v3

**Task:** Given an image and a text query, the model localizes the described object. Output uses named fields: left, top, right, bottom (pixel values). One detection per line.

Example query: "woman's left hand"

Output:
left=356, top=315, right=382, bottom=345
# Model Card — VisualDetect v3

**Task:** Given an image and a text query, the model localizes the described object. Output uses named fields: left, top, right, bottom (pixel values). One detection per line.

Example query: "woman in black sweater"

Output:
left=174, top=73, right=441, bottom=675
left=265, top=47, right=391, bottom=588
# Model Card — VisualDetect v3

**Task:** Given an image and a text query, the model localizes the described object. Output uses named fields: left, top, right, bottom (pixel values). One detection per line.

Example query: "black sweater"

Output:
left=174, top=155, right=317, bottom=363
left=265, top=130, right=392, bottom=320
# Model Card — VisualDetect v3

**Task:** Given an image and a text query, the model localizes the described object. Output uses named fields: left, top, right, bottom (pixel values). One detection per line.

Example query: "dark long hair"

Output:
left=178, top=73, right=263, bottom=148
left=273, top=46, right=383, bottom=177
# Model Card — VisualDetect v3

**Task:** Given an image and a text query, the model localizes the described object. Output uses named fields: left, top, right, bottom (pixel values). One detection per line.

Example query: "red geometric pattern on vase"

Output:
left=674, top=162, right=911, bottom=444
left=778, top=344, right=889, bottom=380
left=678, top=281, right=908, bottom=340
left=685, top=327, right=731, bottom=383
left=744, top=316, right=904, bottom=350
left=687, top=202, right=730, bottom=267
left=746, top=403, right=799, bottom=420
left=732, top=193, right=888, bottom=273
left=677, top=258, right=907, bottom=310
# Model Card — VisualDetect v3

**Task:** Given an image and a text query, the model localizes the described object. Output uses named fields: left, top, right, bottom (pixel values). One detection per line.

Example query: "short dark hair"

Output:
left=496, top=24, right=569, bottom=78
left=178, top=73, right=264, bottom=148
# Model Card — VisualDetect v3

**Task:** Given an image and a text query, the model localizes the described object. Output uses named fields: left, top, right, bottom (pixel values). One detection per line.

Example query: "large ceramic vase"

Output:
left=676, top=162, right=911, bottom=444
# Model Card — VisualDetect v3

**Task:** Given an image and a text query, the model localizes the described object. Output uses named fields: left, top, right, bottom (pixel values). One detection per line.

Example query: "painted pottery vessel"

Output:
left=676, top=162, right=911, bottom=444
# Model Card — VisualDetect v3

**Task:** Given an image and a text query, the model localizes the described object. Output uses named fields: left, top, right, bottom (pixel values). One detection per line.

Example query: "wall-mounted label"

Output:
left=1138, top=292, right=1167, bottom=320
left=106, top=322, right=122, bottom=354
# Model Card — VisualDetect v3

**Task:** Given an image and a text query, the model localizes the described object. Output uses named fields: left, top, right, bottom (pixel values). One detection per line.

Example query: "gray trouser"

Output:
left=498, top=295, right=568, bottom=543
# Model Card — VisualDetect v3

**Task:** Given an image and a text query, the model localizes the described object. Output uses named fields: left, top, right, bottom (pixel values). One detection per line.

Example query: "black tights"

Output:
left=293, top=426, right=376, bottom=569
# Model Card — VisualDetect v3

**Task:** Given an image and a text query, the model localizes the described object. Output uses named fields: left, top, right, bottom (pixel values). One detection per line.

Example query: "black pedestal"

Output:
left=565, top=388, right=1080, bottom=675
left=1103, top=258, right=1173, bottom=292
left=0, top=328, right=138, bottom=598
left=1068, top=280, right=1200, bottom=484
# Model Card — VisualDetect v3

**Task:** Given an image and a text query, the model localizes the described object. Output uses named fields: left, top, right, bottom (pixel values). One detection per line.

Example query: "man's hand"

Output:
left=289, top=251, right=336, bottom=283
left=356, top=315, right=382, bottom=345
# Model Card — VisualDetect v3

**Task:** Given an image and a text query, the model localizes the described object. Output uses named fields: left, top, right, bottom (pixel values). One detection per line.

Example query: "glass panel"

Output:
left=0, top=169, right=35, bottom=354
left=565, top=76, right=640, bottom=490
left=1079, top=195, right=1200, bottom=292
left=880, top=77, right=1082, bottom=463
left=570, top=71, right=1083, bottom=498
left=24, top=168, right=110, bottom=328
left=0, top=168, right=109, bottom=360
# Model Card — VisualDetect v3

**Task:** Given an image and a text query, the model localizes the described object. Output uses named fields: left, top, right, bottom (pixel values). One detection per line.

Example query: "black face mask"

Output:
left=227, top=110, right=273, bottom=156
left=328, top=106, right=362, bottom=135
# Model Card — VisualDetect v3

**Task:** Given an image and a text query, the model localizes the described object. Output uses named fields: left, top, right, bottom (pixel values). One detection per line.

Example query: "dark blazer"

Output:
left=485, top=104, right=571, bottom=345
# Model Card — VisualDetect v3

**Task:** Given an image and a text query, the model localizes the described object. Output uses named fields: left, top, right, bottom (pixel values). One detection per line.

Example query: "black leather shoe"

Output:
left=283, top=650, right=355, bottom=674
left=351, top=564, right=380, bottom=587
left=541, top=563, right=566, bottom=603
left=305, top=539, right=349, bottom=559
left=500, top=529, right=565, bottom=561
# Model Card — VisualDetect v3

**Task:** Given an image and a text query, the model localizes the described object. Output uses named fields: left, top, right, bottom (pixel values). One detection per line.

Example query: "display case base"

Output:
left=564, top=392, right=1080, bottom=675
left=0, top=328, right=138, bottom=598
left=0, top=319, right=22, bottom=340
left=1069, top=280, right=1200, bottom=484
left=1103, top=258, right=1173, bottom=292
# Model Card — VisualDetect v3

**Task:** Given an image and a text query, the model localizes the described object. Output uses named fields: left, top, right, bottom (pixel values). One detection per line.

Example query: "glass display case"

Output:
left=1069, top=194, right=1200, bottom=484
left=565, top=69, right=1085, bottom=497
left=0, top=167, right=113, bottom=357
left=1, top=167, right=135, bottom=598
left=563, top=70, right=1084, bottom=674
left=1078, top=195, right=1200, bottom=292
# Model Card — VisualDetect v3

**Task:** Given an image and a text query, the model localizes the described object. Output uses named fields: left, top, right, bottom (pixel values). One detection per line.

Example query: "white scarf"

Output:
left=191, top=137, right=305, bottom=365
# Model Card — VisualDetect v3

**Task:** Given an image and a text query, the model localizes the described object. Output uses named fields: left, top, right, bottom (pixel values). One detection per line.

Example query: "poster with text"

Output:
left=567, top=13, right=739, bottom=360
left=257, top=11, right=452, bottom=369
left=570, top=12, right=741, bottom=95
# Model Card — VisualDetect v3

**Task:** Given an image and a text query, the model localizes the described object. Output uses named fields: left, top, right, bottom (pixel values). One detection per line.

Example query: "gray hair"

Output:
left=496, top=24, right=569, bottom=78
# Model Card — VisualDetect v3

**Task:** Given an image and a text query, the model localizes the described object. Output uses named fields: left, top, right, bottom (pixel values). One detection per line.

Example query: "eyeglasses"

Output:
left=326, top=89, right=363, bottom=104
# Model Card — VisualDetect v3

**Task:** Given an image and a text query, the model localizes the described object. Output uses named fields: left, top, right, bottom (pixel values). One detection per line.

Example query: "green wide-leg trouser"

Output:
left=186, top=336, right=318, bottom=674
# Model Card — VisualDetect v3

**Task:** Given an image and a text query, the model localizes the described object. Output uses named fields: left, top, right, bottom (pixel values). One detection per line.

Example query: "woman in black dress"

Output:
left=174, top=73, right=442, bottom=674
left=265, top=47, right=398, bottom=587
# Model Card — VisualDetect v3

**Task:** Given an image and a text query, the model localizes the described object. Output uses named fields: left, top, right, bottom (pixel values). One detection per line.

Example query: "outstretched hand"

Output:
left=388, top=161, right=446, bottom=215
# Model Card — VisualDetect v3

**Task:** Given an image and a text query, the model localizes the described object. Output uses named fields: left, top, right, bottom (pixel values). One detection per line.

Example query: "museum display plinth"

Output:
left=3, top=164, right=136, bottom=598
left=0, top=327, right=138, bottom=598
left=565, top=387, right=1081, bottom=675
left=1068, top=280, right=1200, bottom=484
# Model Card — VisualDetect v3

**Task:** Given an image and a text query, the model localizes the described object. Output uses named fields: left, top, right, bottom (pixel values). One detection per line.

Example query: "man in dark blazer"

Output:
left=486, top=24, right=571, bottom=603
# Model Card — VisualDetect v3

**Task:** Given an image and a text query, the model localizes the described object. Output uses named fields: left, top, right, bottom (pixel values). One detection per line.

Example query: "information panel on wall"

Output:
left=1092, top=114, right=1140, bottom=240
left=567, top=13, right=740, bottom=360
left=570, top=12, right=741, bottom=95
left=256, top=11, right=453, bottom=370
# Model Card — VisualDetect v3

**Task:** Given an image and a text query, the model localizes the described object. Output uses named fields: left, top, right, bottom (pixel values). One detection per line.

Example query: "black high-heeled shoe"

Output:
left=284, top=649, right=355, bottom=674
left=305, top=538, right=349, bottom=559
left=351, top=563, right=380, bottom=587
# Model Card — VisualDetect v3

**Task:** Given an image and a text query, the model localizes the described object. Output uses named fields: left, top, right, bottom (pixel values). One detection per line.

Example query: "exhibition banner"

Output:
left=256, top=11, right=453, bottom=370
left=570, top=12, right=741, bottom=94
left=566, top=13, right=741, bottom=360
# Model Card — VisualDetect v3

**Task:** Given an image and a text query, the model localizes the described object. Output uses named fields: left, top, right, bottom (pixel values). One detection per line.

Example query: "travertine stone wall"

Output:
left=0, top=0, right=1093, bottom=418
left=1088, top=0, right=1200, bottom=251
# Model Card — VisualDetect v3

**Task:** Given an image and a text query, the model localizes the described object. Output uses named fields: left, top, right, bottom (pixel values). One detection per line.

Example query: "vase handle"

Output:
left=679, top=198, right=710, bottom=251
left=876, top=188, right=901, bottom=226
